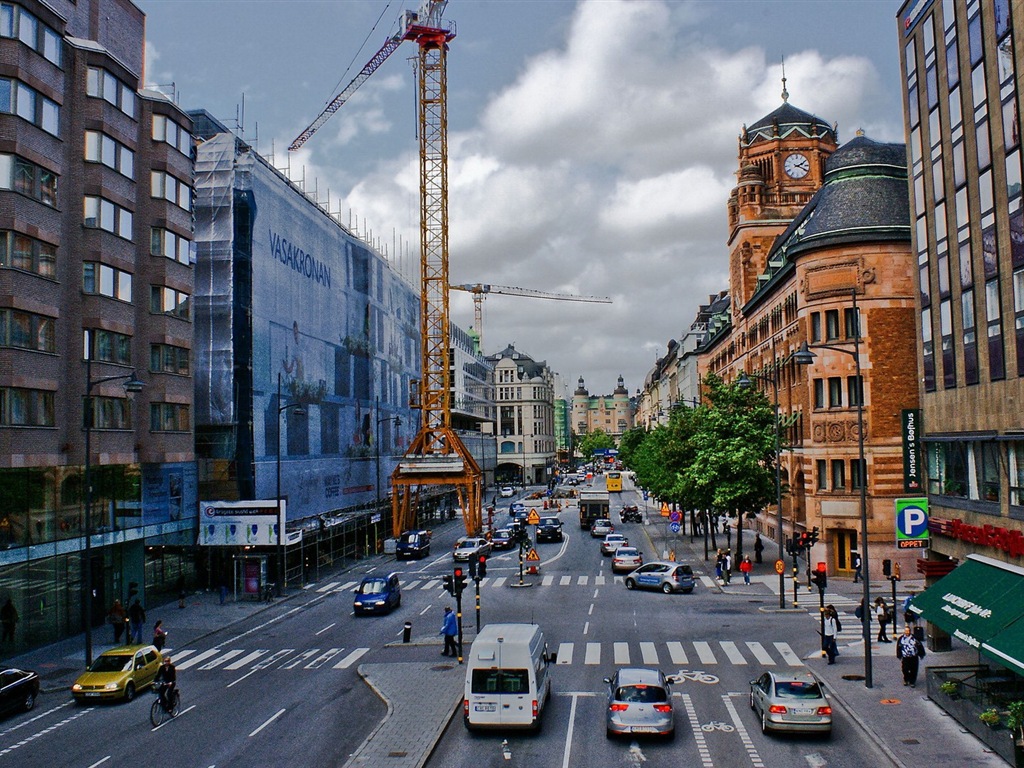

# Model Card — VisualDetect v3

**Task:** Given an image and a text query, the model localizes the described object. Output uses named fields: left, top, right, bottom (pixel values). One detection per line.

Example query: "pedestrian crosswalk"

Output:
left=165, top=639, right=801, bottom=675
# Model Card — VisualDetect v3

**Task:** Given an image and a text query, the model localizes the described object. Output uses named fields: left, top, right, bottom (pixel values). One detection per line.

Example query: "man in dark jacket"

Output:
left=896, top=625, right=926, bottom=687
left=128, top=598, right=146, bottom=644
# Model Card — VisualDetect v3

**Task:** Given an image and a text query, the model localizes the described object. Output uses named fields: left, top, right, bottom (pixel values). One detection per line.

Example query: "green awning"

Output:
left=983, top=616, right=1024, bottom=678
left=909, top=554, right=1024, bottom=650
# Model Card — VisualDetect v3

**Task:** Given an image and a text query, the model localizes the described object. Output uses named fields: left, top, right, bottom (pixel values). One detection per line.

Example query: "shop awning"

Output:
left=909, top=554, right=1024, bottom=650
left=983, top=617, right=1024, bottom=678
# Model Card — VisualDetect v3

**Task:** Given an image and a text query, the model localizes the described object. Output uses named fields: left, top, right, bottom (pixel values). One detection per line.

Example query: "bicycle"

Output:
left=667, top=670, right=720, bottom=685
left=150, top=683, right=181, bottom=727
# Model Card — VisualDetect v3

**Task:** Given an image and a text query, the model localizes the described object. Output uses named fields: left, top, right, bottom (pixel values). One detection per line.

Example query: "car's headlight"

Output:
left=71, top=683, right=82, bottom=692
left=104, top=682, right=119, bottom=690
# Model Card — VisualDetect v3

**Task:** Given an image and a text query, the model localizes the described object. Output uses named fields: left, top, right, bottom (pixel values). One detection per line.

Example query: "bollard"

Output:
left=403, top=621, right=412, bottom=643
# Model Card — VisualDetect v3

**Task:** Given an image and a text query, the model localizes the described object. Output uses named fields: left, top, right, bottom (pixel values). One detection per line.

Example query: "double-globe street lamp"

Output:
left=83, top=359, right=144, bottom=666
left=737, top=334, right=788, bottom=611
left=792, top=287, right=873, bottom=688
left=276, top=372, right=305, bottom=595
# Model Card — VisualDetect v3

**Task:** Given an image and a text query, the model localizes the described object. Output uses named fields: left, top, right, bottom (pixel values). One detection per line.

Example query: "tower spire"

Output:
left=781, top=57, right=789, bottom=103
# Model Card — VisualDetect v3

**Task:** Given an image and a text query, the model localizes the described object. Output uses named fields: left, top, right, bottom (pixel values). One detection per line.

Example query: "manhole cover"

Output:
left=880, top=699, right=902, bottom=705
left=841, top=674, right=866, bottom=681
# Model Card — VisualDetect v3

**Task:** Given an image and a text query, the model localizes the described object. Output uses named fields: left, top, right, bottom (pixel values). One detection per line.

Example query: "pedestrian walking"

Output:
left=128, top=598, right=146, bottom=644
left=739, top=555, right=753, bottom=585
left=903, top=594, right=916, bottom=628
left=822, top=604, right=840, bottom=664
left=177, top=576, right=186, bottom=609
left=0, top=598, right=18, bottom=643
left=754, top=534, right=764, bottom=564
left=153, top=619, right=168, bottom=651
left=852, top=552, right=863, bottom=583
left=107, top=599, right=126, bottom=644
left=896, top=625, right=926, bottom=687
left=715, top=549, right=724, bottom=581
left=723, top=550, right=732, bottom=585
left=875, top=597, right=892, bottom=643
left=439, top=606, right=459, bottom=657
left=219, top=583, right=228, bottom=605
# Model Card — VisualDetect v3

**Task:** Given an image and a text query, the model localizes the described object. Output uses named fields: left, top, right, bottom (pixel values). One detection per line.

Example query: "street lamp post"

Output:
left=793, top=287, right=872, bottom=688
left=737, top=334, right=786, bottom=610
left=276, top=372, right=305, bottom=596
left=82, top=358, right=144, bottom=667
left=375, top=396, right=402, bottom=525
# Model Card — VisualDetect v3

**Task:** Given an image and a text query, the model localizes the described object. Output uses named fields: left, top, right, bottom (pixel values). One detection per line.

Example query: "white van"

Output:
left=463, top=623, right=555, bottom=731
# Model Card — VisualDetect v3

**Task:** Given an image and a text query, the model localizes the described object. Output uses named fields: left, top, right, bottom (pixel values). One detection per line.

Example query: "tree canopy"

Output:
left=576, top=428, right=616, bottom=462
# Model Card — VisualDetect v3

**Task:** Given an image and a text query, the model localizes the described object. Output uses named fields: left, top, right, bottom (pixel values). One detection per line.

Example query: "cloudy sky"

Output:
left=139, top=0, right=907, bottom=398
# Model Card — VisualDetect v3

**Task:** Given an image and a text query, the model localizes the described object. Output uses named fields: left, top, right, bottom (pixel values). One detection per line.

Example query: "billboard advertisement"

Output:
left=198, top=500, right=283, bottom=546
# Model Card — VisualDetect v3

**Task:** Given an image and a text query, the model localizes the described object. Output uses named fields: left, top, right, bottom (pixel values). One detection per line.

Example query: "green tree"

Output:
left=616, top=426, right=647, bottom=467
left=577, top=429, right=615, bottom=463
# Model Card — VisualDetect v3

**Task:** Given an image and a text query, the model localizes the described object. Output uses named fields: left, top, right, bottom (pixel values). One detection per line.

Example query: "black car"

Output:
left=536, top=517, right=563, bottom=542
left=0, top=668, right=39, bottom=715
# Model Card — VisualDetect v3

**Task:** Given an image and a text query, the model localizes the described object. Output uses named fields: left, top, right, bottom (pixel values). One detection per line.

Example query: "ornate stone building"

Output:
left=571, top=375, right=635, bottom=444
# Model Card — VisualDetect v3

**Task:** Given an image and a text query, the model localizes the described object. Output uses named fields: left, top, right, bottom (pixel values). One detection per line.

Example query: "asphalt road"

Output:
left=0, top=481, right=894, bottom=767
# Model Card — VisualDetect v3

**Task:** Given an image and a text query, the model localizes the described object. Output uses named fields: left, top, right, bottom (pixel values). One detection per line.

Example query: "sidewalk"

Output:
left=652, top=521, right=1010, bottom=767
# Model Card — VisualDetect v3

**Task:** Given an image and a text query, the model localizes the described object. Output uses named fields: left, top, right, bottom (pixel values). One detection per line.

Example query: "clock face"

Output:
left=785, top=153, right=810, bottom=179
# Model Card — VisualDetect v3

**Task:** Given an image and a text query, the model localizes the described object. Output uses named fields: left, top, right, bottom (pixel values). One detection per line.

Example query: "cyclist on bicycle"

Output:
left=155, top=655, right=177, bottom=710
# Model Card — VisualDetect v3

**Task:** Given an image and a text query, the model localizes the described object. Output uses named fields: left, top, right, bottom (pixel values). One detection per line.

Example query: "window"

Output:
left=152, top=114, right=192, bottom=155
left=87, top=396, right=131, bottom=430
left=844, top=307, right=860, bottom=339
left=150, top=343, right=189, bottom=375
left=0, top=230, right=55, bottom=278
left=850, top=458, right=866, bottom=490
left=922, top=307, right=936, bottom=391
left=0, top=154, right=56, bottom=206
left=963, top=289, right=979, bottom=384
left=816, top=459, right=827, bottom=490
left=0, top=77, right=59, bottom=136
left=846, top=376, right=863, bottom=407
left=0, top=308, right=54, bottom=352
left=813, top=379, right=824, bottom=409
left=86, top=67, right=136, bottom=118
left=831, top=460, right=846, bottom=491
left=82, top=262, right=132, bottom=302
left=0, top=387, right=54, bottom=426
left=941, top=298, right=956, bottom=388
left=988, top=279, right=1006, bottom=380
left=828, top=377, right=843, bottom=408
left=825, top=310, right=840, bottom=340
left=151, top=171, right=191, bottom=211
left=83, top=196, right=132, bottom=239
left=810, top=313, right=822, bottom=342
left=84, top=328, right=131, bottom=365
left=150, top=227, right=192, bottom=265
left=150, top=286, right=190, bottom=320
left=1010, top=441, right=1024, bottom=506
left=150, top=402, right=189, bottom=432
left=978, top=441, right=1000, bottom=502
left=84, top=131, right=134, bottom=178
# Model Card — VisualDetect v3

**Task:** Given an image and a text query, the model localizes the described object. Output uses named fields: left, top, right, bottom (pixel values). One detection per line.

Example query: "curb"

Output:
left=816, top=675, right=907, bottom=768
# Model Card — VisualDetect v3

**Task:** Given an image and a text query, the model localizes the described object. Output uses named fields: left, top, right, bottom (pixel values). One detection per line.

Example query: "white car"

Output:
left=453, top=536, right=491, bottom=561
left=601, top=533, right=628, bottom=555
left=499, top=486, right=515, bottom=498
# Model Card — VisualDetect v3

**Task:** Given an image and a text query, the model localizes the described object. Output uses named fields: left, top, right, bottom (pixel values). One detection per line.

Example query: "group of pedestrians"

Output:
left=827, top=592, right=926, bottom=686
left=105, top=597, right=169, bottom=650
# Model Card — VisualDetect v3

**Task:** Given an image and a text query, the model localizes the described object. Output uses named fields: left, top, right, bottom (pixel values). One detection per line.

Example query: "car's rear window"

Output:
left=471, top=669, right=530, bottom=694
left=616, top=548, right=639, bottom=556
left=399, top=533, right=419, bottom=544
left=774, top=681, right=823, bottom=699
left=676, top=566, right=693, bottom=575
left=615, top=684, right=668, bottom=703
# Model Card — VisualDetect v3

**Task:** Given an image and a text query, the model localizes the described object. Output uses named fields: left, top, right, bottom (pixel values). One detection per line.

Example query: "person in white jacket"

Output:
left=822, top=605, right=839, bottom=665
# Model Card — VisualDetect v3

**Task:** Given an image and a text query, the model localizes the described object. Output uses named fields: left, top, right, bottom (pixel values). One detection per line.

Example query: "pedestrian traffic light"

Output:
left=798, top=531, right=809, bottom=550
left=477, top=554, right=487, bottom=579
left=442, top=574, right=455, bottom=595
left=808, top=526, right=819, bottom=546
left=882, top=559, right=892, bottom=577
left=812, top=562, right=827, bottom=591
left=453, top=567, right=467, bottom=595
left=893, top=562, right=901, bottom=581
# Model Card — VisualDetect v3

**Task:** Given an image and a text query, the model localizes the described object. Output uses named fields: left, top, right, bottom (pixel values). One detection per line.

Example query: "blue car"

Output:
left=353, top=573, right=402, bottom=615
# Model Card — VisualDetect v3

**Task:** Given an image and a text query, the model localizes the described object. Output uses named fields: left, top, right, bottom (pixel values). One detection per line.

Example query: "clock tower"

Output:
left=727, top=80, right=838, bottom=310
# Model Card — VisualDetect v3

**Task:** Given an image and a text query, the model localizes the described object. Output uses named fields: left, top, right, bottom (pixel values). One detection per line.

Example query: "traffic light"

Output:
left=893, top=562, right=902, bottom=581
left=812, top=562, right=827, bottom=591
left=882, top=559, right=892, bottom=577
left=468, top=557, right=478, bottom=579
left=788, top=532, right=801, bottom=555
left=808, top=526, right=819, bottom=546
left=453, top=567, right=468, bottom=595
left=477, top=554, right=487, bottom=579
left=442, top=574, right=454, bottom=595
left=798, top=531, right=809, bottom=550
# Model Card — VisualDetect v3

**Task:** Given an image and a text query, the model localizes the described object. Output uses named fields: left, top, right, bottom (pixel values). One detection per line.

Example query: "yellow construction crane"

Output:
left=451, top=283, right=611, bottom=352
left=291, top=0, right=483, bottom=537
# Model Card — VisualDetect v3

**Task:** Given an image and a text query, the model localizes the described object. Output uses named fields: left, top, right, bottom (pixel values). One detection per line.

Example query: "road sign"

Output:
left=526, top=509, right=541, bottom=525
left=642, top=490, right=649, bottom=501
left=669, top=509, right=681, bottom=523
left=669, top=522, right=681, bottom=534
left=895, top=497, right=929, bottom=549
left=660, top=503, right=670, bottom=518
left=775, top=559, right=785, bottom=575
left=525, top=548, right=540, bottom=562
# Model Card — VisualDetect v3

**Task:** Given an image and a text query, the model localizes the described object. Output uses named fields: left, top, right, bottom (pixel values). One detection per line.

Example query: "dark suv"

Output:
left=536, top=517, right=563, bottom=543
left=395, top=530, right=431, bottom=560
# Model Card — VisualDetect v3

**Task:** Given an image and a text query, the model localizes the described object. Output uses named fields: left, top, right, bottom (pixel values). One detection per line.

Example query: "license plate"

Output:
left=792, top=708, right=815, bottom=715
left=475, top=703, right=496, bottom=712
left=630, top=726, right=658, bottom=733
left=86, top=692, right=100, bottom=697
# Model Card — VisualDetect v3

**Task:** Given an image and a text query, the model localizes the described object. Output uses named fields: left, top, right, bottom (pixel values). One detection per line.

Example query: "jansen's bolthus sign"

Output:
left=901, top=409, right=922, bottom=493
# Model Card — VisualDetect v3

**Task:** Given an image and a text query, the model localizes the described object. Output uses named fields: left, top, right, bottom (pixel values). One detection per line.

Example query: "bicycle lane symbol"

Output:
left=667, top=669, right=720, bottom=685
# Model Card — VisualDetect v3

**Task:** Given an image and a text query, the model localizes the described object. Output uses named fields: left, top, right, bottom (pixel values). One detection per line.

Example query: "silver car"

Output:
left=604, top=668, right=674, bottom=739
left=624, top=562, right=695, bottom=594
left=590, top=518, right=614, bottom=538
left=453, top=536, right=491, bottom=562
left=600, top=532, right=628, bottom=555
left=749, top=671, right=833, bottom=735
left=611, top=547, right=643, bottom=573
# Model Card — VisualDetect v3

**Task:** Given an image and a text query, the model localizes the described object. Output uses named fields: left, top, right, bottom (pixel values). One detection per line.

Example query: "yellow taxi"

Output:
left=71, top=644, right=162, bottom=703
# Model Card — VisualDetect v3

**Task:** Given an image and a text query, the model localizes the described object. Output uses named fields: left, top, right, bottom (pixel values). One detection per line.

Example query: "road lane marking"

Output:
left=419, top=605, right=431, bottom=616
left=680, top=693, right=713, bottom=767
left=227, top=668, right=259, bottom=688
left=420, top=580, right=440, bottom=590
left=583, top=621, right=590, bottom=635
left=315, top=623, right=336, bottom=636
left=560, top=576, right=572, bottom=586
left=306, top=648, right=343, bottom=668
left=281, top=649, right=319, bottom=669
left=585, top=642, right=601, bottom=665
left=667, top=641, right=688, bottom=665
left=176, top=649, right=221, bottom=669
left=724, top=694, right=765, bottom=767
left=333, top=648, right=370, bottom=669
left=200, top=649, right=244, bottom=669
left=225, top=650, right=268, bottom=670
left=249, top=708, right=286, bottom=737
left=721, top=641, right=747, bottom=665
left=577, top=575, right=589, bottom=585
left=316, top=581, right=340, bottom=593
left=746, top=641, right=775, bottom=665
left=170, top=649, right=197, bottom=663
left=594, top=575, right=606, bottom=586
left=254, top=649, right=295, bottom=669
left=588, top=604, right=594, bottom=615
left=542, top=575, right=554, bottom=586
left=336, top=581, right=358, bottom=592
left=640, top=641, right=659, bottom=665
left=87, top=758, right=111, bottom=767
left=0, top=705, right=93, bottom=757
left=614, top=642, right=630, bottom=664
left=0, top=701, right=73, bottom=737
left=773, top=641, right=804, bottom=666
left=694, top=641, right=717, bottom=665
left=404, top=580, right=422, bottom=590
left=151, top=704, right=197, bottom=732
left=557, top=642, right=574, bottom=665
left=560, top=693, right=580, bottom=768
left=491, top=577, right=507, bottom=587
